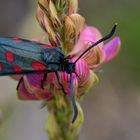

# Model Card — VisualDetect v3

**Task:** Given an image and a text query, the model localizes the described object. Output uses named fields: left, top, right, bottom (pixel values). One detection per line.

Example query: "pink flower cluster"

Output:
left=15, top=25, right=121, bottom=100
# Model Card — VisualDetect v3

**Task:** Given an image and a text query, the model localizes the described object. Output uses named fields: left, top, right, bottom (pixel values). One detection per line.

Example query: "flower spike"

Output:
left=74, top=23, right=117, bottom=64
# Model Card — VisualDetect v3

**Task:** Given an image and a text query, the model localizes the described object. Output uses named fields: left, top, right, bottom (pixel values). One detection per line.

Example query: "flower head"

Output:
left=16, top=23, right=120, bottom=100
left=11, top=0, right=121, bottom=130
left=15, top=25, right=120, bottom=125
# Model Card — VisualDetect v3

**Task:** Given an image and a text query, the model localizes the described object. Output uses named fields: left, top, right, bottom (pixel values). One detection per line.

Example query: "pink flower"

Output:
left=16, top=25, right=121, bottom=100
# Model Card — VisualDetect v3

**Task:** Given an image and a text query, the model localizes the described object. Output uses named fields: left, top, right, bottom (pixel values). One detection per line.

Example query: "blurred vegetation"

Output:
left=79, top=0, right=140, bottom=85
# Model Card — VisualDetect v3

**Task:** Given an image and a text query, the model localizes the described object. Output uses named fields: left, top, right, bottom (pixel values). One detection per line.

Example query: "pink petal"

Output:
left=17, top=76, right=52, bottom=100
left=55, top=58, right=90, bottom=96
left=100, top=37, right=121, bottom=64
left=74, top=58, right=90, bottom=87
left=78, top=45, right=102, bottom=69
left=25, top=73, right=43, bottom=88
left=83, top=37, right=121, bottom=69
left=54, top=72, right=73, bottom=93
left=45, top=73, right=56, bottom=83
left=17, top=81, right=40, bottom=100
left=69, top=26, right=103, bottom=55
left=56, top=72, right=78, bottom=96
left=23, top=73, right=55, bottom=88
left=79, top=26, right=103, bottom=44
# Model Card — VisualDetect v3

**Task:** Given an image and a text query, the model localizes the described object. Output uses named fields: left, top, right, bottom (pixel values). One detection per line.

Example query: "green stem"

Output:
left=45, top=90, right=84, bottom=140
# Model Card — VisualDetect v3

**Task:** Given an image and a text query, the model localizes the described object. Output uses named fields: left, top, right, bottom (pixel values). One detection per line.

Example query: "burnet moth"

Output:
left=0, top=24, right=117, bottom=123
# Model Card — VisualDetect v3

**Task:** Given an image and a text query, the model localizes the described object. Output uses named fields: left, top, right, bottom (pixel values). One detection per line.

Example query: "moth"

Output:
left=0, top=24, right=117, bottom=123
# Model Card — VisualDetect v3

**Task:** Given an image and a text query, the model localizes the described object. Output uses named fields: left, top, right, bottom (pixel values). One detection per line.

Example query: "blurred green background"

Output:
left=0, top=0, right=139, bottom=140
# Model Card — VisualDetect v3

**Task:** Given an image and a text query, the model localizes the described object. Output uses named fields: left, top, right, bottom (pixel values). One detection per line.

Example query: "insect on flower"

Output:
left=0, top=24, right=117, bottom=123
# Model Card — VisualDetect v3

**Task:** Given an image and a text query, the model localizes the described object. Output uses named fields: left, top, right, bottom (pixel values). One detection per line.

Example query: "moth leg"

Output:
left=41, top=72, right=47, bottom=89
left=16, top=77, right=23, bottom=90
left=55, top=72, right=67, bottom=95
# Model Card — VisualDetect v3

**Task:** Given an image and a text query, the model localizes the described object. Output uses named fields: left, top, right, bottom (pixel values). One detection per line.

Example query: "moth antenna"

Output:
left=74, top=23, right=117, bottom=64
left=70, top=73, right=78, bottom=123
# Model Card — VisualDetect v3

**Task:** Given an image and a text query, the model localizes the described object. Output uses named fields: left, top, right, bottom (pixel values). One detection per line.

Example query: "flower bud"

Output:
left=36, top=6, right=48, bottom=32
left=38, top=0, right=49, bottom=7
left=43, top=16, right=60, bottom=45
left=64, top=16, right=76, bottom=42
left=70, top=14, right=85, bottom=38
left=81, top=43, right=103, bottom=69
left=68, top=0, right=78, bottom=15
left=48, top=0, right=62, bottom=29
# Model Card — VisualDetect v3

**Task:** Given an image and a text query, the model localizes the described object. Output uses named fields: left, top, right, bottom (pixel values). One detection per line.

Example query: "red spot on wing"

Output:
left=32, top=61, right=46, bottom=70
left=41, top=44, right=55, bottom=49
left=6, top=51, right=14, bottom=62
left=13, top=66, right=22, bottom=73
left=0, top=63, right=3, bottom=71
left=13, top=38, right=23, bottom=43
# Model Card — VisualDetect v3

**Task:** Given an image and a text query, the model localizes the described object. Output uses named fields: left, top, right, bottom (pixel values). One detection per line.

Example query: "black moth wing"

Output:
left=0, top=37, right=78, bottom=123
left=0, top=37, right=64, bottom=75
